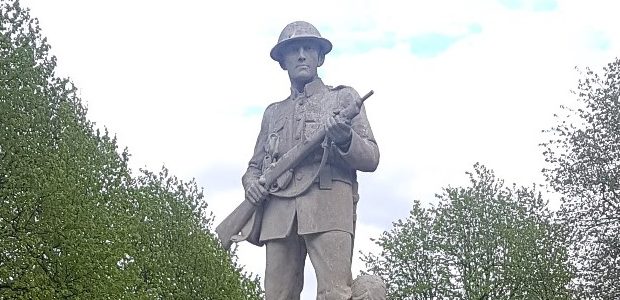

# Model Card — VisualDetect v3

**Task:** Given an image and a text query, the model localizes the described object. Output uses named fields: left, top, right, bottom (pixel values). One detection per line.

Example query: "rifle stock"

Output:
left=215, top=90, right=374, bottom=250
left=215, top=200, right=256, bottom=250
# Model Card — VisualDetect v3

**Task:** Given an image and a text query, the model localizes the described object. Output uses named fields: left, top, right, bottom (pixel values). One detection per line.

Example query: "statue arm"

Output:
left=333, top=88, right=380, bottom=172
left=242, top=105, right=271, bottom=189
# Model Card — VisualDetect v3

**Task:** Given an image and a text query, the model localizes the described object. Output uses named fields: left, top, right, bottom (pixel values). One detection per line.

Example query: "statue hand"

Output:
left=245, top=181, right=268, bottom=206
left=326, top=115, right=352, bottom=147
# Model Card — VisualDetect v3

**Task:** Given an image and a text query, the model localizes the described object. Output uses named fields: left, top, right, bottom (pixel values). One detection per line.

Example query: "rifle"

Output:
left=215, top=90, right=374, bottom=250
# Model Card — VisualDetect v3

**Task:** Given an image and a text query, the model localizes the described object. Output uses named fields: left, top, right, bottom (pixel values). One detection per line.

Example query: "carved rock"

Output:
left=351, top=275, right=387, bottom=300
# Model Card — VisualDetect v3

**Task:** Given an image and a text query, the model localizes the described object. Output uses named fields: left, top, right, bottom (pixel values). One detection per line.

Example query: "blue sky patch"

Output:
left=469, top=23, right=483, bottom=34
left=588, top=31, right=611, bottom=51
left=331, top=24, right=481, bottom=58
left=243, top=106, right=264, bottom=117
left=498, top=0, right=558, bottom=11
left=408, top=23, right=482, bottom=58
left=532, top=0, right=558, bottom=11
left=409, top=33, right=460, bottom=58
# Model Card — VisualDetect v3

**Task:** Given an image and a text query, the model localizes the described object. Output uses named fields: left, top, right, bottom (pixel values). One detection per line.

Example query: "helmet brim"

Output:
left=270, top=36, right=332, bottom=62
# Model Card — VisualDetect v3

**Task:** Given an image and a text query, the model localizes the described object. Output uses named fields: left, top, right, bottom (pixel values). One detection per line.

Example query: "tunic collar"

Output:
left=290, top=77, right=327, bottom=100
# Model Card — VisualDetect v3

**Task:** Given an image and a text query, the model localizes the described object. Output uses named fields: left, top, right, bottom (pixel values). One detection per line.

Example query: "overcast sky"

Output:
left=22, top=0, right=619, bottom=298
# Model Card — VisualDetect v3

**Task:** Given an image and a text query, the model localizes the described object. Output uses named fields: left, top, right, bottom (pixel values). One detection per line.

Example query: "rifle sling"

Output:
left=269, top=135, right=331, bottom=198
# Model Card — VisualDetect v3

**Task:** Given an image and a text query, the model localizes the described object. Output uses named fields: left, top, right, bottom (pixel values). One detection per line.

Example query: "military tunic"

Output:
left=242, top=78, right=379, bottom=242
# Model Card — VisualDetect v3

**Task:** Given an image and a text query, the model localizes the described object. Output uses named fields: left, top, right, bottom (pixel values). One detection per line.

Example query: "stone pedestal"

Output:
left=351, top=275, right=387, bottom=300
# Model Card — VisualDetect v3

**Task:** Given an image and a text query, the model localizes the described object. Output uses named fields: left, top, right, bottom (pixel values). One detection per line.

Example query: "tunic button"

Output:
left=296, top=115, right=302, bottom=121
left=296, top=173, right=303, bottom=180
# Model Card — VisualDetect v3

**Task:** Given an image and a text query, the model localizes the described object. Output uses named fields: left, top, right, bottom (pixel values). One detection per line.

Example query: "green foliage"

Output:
left=362, top=164, right=572, bottom=299
left=362, top=200, right=455, bottom=299
left=124, top=168, right=263, bottom=299
left=0, top=0, right=262, bottom=299
left=542, top=58, right=620, bottom=298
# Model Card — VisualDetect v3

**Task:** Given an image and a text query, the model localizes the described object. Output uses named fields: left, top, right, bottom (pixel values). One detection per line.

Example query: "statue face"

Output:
left=280, top=39, right=324, bottom=86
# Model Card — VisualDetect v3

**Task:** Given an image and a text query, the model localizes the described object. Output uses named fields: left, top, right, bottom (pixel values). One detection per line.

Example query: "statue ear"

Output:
left=318, top=52, right=325, bottom=67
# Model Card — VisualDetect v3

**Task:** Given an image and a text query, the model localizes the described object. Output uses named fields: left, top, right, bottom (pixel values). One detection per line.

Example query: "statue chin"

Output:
left=351, top=275, right=387, bottom=300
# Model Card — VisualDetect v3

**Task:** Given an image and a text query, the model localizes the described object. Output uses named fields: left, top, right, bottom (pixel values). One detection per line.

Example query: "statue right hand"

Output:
left=245, top=181, right=269, bottom=206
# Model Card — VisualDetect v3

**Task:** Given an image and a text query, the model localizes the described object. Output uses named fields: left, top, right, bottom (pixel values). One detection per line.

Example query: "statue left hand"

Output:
left=326, top=116, right=352, bottom=146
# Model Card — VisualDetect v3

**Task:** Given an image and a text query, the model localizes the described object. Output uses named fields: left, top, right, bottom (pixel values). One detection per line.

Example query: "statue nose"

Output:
left=298, top=48, right=307, bottom=61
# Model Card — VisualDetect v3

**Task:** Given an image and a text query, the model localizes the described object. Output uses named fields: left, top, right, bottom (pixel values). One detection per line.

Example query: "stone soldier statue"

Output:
left=243, top=21, right=380, bottom=300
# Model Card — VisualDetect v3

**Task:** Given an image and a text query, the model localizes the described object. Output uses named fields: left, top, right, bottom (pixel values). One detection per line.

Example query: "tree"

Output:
left=362, top=164, right=572, bottom=299
left=362, top=200, right=456, bottom=299
left=542, top=58, right=620, bottom=298
left=124, top=168, right=263, bottom=299
left=0, top=1, right=262, bottom=298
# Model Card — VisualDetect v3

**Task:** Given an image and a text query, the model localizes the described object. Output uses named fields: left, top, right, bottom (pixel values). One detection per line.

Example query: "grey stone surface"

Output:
left=352, top=275, right=387, bottom=300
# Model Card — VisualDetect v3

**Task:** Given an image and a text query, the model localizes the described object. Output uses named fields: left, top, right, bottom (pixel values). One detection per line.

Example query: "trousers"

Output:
left=264, top=227, right=353, bottom=300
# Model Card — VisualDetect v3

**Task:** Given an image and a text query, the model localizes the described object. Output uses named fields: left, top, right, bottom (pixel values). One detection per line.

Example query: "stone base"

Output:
left=351, top=275, right=387, bottom=300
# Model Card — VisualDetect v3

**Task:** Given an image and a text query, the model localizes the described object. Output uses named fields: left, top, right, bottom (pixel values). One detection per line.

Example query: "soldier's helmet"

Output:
left=270, top=21, right=332, bottom=62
